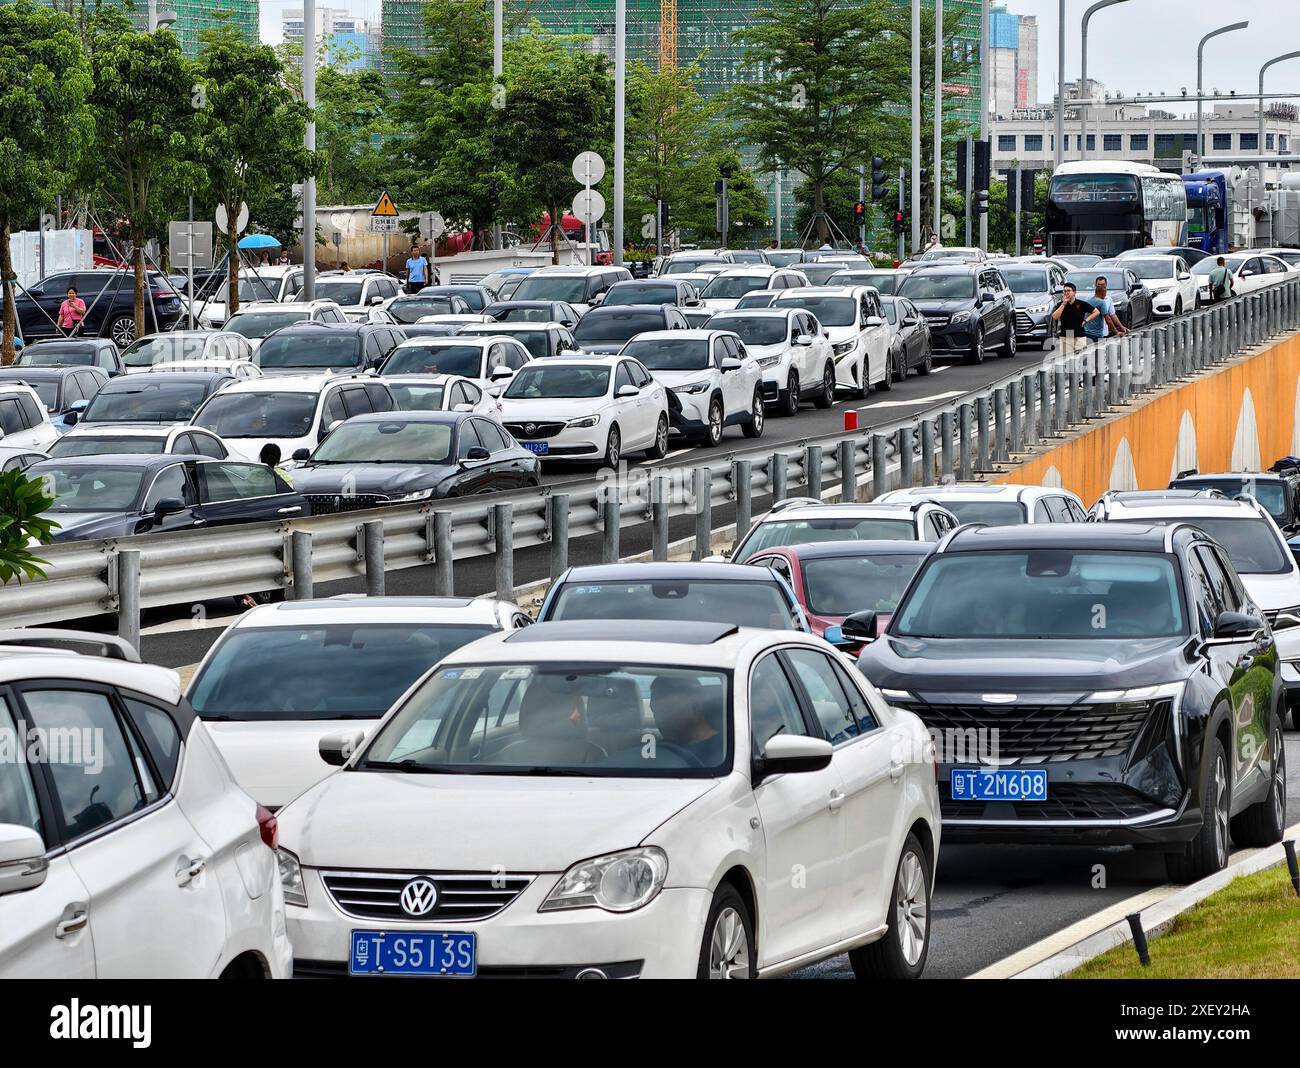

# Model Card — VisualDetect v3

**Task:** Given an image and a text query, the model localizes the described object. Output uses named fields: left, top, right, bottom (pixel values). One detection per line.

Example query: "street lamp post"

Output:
left=492, top=0, right=503, bottom=251
left=1054, top=0, right=1065, bottom=169
left=1258, top=51, right=1300, bottom=172
left=1197, top=21, right=1249, bottom=163
left=302, top=0, right=316, bottom=300
left=911, top=0, right=921, bottom=254
left=979, top=0, right=988, bottom=250
left=613, top=0, right=625, bottom=266
left=933, top=0, right=943, bottom=241
left=1078, top=0, right=1131, bottom=160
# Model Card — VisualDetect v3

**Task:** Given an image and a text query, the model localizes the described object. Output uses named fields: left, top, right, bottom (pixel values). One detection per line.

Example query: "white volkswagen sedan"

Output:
left=498, top=355, right=669, bottom=466
left=276, top=621, right=940, bottom=979
left=619, top=330, right=765, bottom=447
left=1104, top=256, right=1198, bottom=318
left=706, top=308, right=836, bottom=416
left=773, top=286, right=890, bottom=398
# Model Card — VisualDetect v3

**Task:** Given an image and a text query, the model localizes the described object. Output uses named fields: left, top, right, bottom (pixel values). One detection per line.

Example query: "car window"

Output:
left=123, top=698, right=182, bottom=789
left=462, top=381, right=483, bottom=405
left=479, top=420, right=512, bottom=452
left=1066, top=498, right=1087, bottom=522
left=830, top=660, right=879, bottom=732
left=614, top=362, right=635, bottom=393
left=143, top=464, right=194, bottom=509
left=784, top=648, right=859, bottom=744
left=1046, top=497, right=1074, bottom=523
left=365, top=383, right=395, bottom=413
left=200, top=462, right=278, bottom=502
left=457, top=419, right=483, bottom=458
left=1033, top=499, right=1053, bottom=523
left=192, top=432, right=226, bottom=459
left=22, top=689, right=159, bottom=841
left=1185, top=550, right=1223, bottom=635
left=756, top=554, right=793, bottom=585
left=924, top=514, right=943, bottom=539
left=322, top=389, right=347, bottom=427
left=1195, top=545, right=1241, bottom=614
left=0, top=398, right=25, bottom=435
left=0, top=696, right=43, bottom=838
left=341, top=387, right=373, bottom=418
left=171, top=432, right=197, bottom=455
left=749, top=653, right=810, bottom=758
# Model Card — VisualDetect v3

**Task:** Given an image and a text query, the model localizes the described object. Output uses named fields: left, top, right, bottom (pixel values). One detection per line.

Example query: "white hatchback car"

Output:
left=619, top=330, right=765, bottom=447
left=773, top=286, right=890, bottom=397
left=385, top=373, right=502, bottom=417
left=0, top=631, right=291, bottom=978
left=498, top=355, right=670, bottom=466
left=48, top=422, right=230, bottom=459
left=0, top=383, right=60, bottom=452
left=727, top=500, right=961, bottom=563
left=276, top=621, right=940, bottom=979
left=706, top=308, right=836, bottom=416
left=1112, top=256, right=1198, bottom=318
left=878, top=483, right=1088, bottom=525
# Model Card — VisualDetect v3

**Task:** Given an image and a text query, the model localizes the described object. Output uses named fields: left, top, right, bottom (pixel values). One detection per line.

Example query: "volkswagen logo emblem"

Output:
left=399, top=877, right=439, bottom=917
left=524, top=423, right=537, bottom=437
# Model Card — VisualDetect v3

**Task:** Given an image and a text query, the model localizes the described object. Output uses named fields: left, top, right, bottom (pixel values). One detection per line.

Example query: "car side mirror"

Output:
left=795, top=333, right=814, bottom=346
left=453, top=402, right=474, bottom=413
left=588, top=292, right=605, bottom=307
left=752, top=735, right=833, bottom=785
left=720, top=357, right=742, bottom=372
left=865, top=315, right=884, bottom=327
left=490, top=366, right=514, bottom=380
left=152, top=496, right=186, bottom=519
left=1241, top=270, right=1254, bottom=278
left=840, top=609, right=879, bottom=642
left=63, top=410, right=79, bottom=426
left=615, top=384, right=640, bottom=398
left=292, top=447, right=311, bottom=461
left=319, top=729, right=366, bottom=767
left=462, top=445, right=491, bottom=464
left=486, top=384, right=503, bottom=398
left=686, top=298, right=701, bottom=307
left=370, top=295, right=384, bottom=304
left=1207, top=610, right=1263, bottom=644
left=0, top=824, right=47, bottom=897
left=319, top=419, right=344, bottom=442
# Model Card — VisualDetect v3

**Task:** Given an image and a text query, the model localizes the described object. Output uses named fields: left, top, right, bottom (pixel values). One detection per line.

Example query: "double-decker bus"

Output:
left=1046, top=161, right=1187, bottom=257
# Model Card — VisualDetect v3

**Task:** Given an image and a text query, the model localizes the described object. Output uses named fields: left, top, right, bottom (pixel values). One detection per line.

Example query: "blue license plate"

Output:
left=951, top=767, right=1048, bottom=802
left=521, top=441, right=549, bottom=455
left=349, top=931, right=476, bottom=977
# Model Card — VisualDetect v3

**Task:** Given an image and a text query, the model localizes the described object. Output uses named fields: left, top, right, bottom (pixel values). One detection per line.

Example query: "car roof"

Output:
left=346, top=410, right=463, bottom=426
left=100, top=370, right=228, bottom=385
left=0, top=366, right=73, bottom=379
left=582, top=303, right=670, bottom=315
left=460, top=322, right=555, bottom=333
left=776, top=286, right=863, bottom=297
left=1173, top=471, right=1285, bottom=484
left=224, top=595, right=512, bottom=630
left=60, top=423, right=176, bottom=438
left=760, top=503, right=927, bottom=521
left=1098, top=496, right=1263, bottom=519
left=709, top=307, right=792, bottom=319
left=270, top=321, right=368, bottom=335
left=625, top=329, right=727, bottom=342
left=31, top=452, right=188, bottom=471
left=394, top=334, right=492, bottom=347
left=770, top=539, right=933, bottom=560
left=943, top=522, right=1180, bottom=553
left=560, top=561, right=785, bottom=583
left=908, top=263, right=982, bottom=275
left=883, top=483, right=1068, bottom=502
left=213, top=374, right=334, bottom=393
left=0, top=650, right=180, bottom=701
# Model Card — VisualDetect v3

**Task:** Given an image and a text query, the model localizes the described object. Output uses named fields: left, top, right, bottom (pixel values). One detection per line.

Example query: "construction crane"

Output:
left=659, top=0, right=677, bottom=70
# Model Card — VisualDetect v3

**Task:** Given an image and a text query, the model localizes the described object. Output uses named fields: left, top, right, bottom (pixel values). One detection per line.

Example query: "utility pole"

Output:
left=858, top=165, right=866, bottom=245
left=933, top=0, right=943, bottom=241
left=774, top=170, right=782, bottom=248
left=1054, top=0, right=1065, bottom=170
left=492, top=0, right=503, bottom=251
left=1080, top=0, right=1132, bottom=161
left=964, top=136, right=973, bottom=245
left=1197, top=22, right=1249, bottom=163
left=302, top=0, right=316, bottom=301
left=911, top=0, right=921, bottom=255
left=1013, top=165, right=1022, bottom=255
left=898, top=167, right=906, bottom=262
left=1258, top=51, right=1300, bottom=171
left=980, top=0, right=989, bottom=250
left=613, top=0, right=626, bottom=265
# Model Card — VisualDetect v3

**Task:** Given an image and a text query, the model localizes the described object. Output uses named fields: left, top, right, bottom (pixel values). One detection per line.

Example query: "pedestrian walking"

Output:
left=404, top=244, right=431, bottom=294
left=1051, top=282, right=1100, bottom=354
left=57, top=287, right=86, bottom=337
left=1083, top=275, right=1127, bottom=344
left=1207, top=256, right=1234, bottom=303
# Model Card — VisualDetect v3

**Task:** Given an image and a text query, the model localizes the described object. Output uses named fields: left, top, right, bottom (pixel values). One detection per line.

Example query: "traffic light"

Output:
left=852, top=201, right=866, bottom=226
left=892, top=209, right=907, bottom=235
left=660, top=201, right=669, bottom=232
left=870, top=156, right=887, bottom=200
left=975, top=190, right=990, bottom=215
left=974, top=139, right=991, bottom=192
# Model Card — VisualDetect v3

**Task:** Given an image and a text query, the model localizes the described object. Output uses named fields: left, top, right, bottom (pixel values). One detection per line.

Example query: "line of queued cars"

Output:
left=6, top=464, right=1293, bottom=980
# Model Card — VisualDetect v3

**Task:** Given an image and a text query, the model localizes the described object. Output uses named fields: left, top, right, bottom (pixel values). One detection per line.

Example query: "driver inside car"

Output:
left=650, top=675, right=723, bottom=767
left=496, top=675, right=607, bottom=765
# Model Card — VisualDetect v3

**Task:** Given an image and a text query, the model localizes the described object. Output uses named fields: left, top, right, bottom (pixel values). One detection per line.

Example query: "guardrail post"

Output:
left=993, top=388, right=1008, bottom=464
left=601, top=488, right=621, bottom=564
left=921, top=418, right=936, bottom=481
left=692, top=468, right=711, bottom=559
left=804, top=444, right=823, bottom=498
left=974, top=396, right=991, bottom=471
left=550, top=493, right=570, bottom=580
left=1119, top=338, right=1131, bottom=401
left=770, top=452, right=787, bottom=503
left=838, top=439, right=856, bottom=500
left=939, top=411, right=955, bottom=480
left=1008, top=380, right=1023, bottom=453
left=652, top=476, right=670, bottom=561
left=116, top=548, right=141, bottom=654
left=897, top=426, right=914, bottom=488
left=291, top=530, right=313, bottom=600
left=733, top=459, right=753, bottom=537
left=1052, top=366, right=1067, bottom=431
left=363, top=520, right=385, bottom=597
left=871, top=434, right=888, bottom=498
left=1105, top=342, right=1119, bottom=406
left=957, top=403, right=973, bottom=480
left=1037, top=369, right=1052, bottom=437
left=1023, top=375, right=1039, bottom=444
left=491, top=505, right=513, bottom=600
left=434, top=510, right=454, bottom=595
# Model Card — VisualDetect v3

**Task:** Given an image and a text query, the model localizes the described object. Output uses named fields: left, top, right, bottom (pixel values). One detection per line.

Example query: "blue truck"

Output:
left=1183, top=170, right=1230, bottom=253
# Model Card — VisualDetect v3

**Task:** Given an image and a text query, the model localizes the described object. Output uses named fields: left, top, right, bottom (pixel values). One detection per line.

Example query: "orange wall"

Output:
left=997, top=335, right=1300, bottom=506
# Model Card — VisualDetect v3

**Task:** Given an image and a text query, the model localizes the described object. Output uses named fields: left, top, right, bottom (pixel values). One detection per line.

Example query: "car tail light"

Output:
left=151, top=288, right=178, bottom=300
left=256, top=804, right=278, bottom=850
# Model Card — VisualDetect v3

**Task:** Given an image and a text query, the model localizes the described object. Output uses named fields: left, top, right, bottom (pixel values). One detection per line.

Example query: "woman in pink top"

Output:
left=57, top=287, right=86, bottom=336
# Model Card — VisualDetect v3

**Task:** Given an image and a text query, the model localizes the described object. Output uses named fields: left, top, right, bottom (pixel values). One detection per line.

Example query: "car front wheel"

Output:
left=697, top=884, right=755, bottom=979
left=812, top=363, right=834, bottom=409
left=741, top=389, right=764, bottom=438
left=1166, top=734, right=1230, bottom=883
left=966, top=326, right=984, bottom=364
left=1230, top=713, right=1286, bottom=847
left=849, top=832, right=931, bottom=979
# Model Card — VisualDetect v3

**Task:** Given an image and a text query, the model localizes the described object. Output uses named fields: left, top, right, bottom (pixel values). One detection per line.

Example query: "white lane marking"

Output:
left=859, top=389, right=966, bottom=410
left=660, top=448, right=693, bottom=460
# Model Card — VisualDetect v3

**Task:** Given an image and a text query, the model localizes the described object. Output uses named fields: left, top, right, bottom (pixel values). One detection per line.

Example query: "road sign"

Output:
left=420, top=212, right=446, bottom=241
left=369, top=216, right=400, bottom=234
left=572, top=151, right=606, bottom=187
left=372, top=191, right=399, bottom=218
left=215, top=201, right=249, bottom=236
left=168, top=221, right=213, bottom=269
left=572, top=189, right=606, bottom=225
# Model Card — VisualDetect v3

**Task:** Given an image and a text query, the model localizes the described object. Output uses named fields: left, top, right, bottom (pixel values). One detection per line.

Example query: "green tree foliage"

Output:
left=193, top=26, right=310, bottom=315
left=0, top=469, right=57, bottom=584
left=791, top=169, right=860, bottom=246
left=0, top=1, right=94, bottom=365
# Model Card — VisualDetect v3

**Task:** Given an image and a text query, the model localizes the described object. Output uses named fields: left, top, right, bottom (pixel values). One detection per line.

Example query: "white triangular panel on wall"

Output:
left=1041, top=466, right=1063, bottom=488
left=1109, top=438, right=1138, bottom=491
left=1230, top=388, right=1260, bottom=472
left=1169, top=410, right=1198, bottom=481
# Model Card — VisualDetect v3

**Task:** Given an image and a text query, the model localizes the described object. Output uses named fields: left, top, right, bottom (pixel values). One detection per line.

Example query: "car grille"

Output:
left=321, top=870, right=533, bottom=922
left=305, top=493, right=391, bottom=514
left=940, top=781, right=1165, bottom=821
left=923, top=314, right=950, bottom=327
left=503, top=421, right=565, bottom=440
left=896, top=698, right=1168, bottom=763
left=1015, top=311, right=1035, bottom=332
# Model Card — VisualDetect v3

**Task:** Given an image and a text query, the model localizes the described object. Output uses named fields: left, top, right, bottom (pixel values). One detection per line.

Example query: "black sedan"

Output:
left=31, top=453, right=308, bottom=542
left=879, top=295, right=933, bottom=380
left=416, top=284, right=494, bottom=312
left=73, top=370, right=233, bottom=427
left=571, top=304, right=690, bottom=355
left=292, top=411, right=540, bottom=512
left=483, top=300, right=581, bottom=327
left=256, top=322, right=401, bottom=376
left=1063, top=268, right=1154, bottom=330
left=0, top=365, right=109, bottom=418
left=15, top=338, right=124, bottom=376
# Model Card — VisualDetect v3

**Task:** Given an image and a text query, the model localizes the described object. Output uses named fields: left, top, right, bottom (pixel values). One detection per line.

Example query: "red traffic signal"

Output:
left=852, top=201, right=866, bottom=225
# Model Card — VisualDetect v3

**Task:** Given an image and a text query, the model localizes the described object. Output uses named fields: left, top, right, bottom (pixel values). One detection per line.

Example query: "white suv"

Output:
left=0, top=384, right=58, bottom=452
left=0, top=631, right=292, bottom=978
left=878, top=483, right=1088, bottom=525
left=276, top=621, right=940, bottom=978
left=619, top=329, right=765, bottom=447
left=728, top=500, right=961, bottom=563
left=706, top=308, right=836, bottom=416
left=222, top=300, right=348, bottom=352
left=312, top=272, right=404, bottom=321
left=773, top=286, right=890, bottom=398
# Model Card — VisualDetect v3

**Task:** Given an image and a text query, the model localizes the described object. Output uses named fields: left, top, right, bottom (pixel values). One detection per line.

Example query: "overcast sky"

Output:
left=1013, top=0, right=1300, bottom=112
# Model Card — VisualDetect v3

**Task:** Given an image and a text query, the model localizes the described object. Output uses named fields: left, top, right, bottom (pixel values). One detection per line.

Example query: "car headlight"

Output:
left=1025, top=303, right=1051, bottom=315
left=951, top=310, right=976, bottom=323
left=672, top=381, right=709, bottom=395
left=277, top=848, right=307, bottom=907
left=566, top=414, right=601, bottom=428
left=757, top=355, right=782, bottom=368
left=393, top=488, right=435, bottom=503
left=1272, top=607, right=1300, bottom=631
left=832, top=340, right=856, bottom=356
left=539, top=846, right=668, bottom=914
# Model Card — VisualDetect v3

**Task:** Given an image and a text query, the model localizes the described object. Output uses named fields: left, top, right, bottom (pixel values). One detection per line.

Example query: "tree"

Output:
left=87, top=15, right=198, bottom=341
left=792, top=169, right=860, bottom=245
left=0, top=2, right=94, bottom=365
left=494, top=26, right=612, bottom=262
left=730, top=0, right=896, bottom=245
left=0, top=469, right=57, bottom=584
left=193, top=25, right=310, bottom=315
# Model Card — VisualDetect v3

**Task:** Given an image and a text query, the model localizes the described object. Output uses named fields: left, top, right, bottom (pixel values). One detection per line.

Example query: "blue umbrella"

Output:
left=237, top=233, right=281, bottom=250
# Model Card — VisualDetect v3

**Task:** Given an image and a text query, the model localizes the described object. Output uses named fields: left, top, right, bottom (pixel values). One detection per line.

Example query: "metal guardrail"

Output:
left=4, top=278, right=1300, bottom=648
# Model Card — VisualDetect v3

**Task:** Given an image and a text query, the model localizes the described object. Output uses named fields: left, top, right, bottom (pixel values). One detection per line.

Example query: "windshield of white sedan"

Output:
left=225, top=311, right=309, bottom=339
left=195, top=392, right=315, bottom=438
left=311, top=420, right=452, bottom=464
left=621, top=338, right=710, bottom=371
left=50, top=436, right=165, bottom=457
left=363, top=663, right=731, bottom=775
left=735, top=517, right=914, bottom=561
left=188, top=624, right=494, bottom=722
left=708, top=315, right=788, bottom=346
left=383, top=344, right=483, bottom=377
left=83, top=382, right=208, bottom=423
left=504, top=365, right=609, bottom=399
left=894, top=551, right=1188, bottom=638
left=389, top=383, right=446, bottom=410
left=942, top=500, right=1027, bottom=525
left=573, top=310, right=664, bottom=343
left=1122, top=259, right=1176, bottom=279
left=549, top=580, right=796, bottom=628
left=701, top=275, right=771, bottom=298
left=258, top=335, right=362, bottom=369
left=778, top=296, right=855, bottom=326
left=122, top=336, right=208, bottom=368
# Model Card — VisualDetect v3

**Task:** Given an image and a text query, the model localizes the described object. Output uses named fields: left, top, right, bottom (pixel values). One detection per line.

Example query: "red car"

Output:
left=742, top=540, right=932, bottom=654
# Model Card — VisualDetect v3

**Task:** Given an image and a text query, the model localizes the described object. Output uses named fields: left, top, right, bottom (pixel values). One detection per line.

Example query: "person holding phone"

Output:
left=1050, top=282, right=1099, bottom=353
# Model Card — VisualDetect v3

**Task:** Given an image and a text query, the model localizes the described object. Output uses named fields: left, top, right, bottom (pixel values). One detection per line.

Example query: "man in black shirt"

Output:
left=1051, top=282, right=1100, bottom=353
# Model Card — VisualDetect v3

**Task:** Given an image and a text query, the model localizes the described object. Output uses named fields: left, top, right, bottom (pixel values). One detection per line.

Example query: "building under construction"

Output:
left=40, top=0, right=259, bottom=57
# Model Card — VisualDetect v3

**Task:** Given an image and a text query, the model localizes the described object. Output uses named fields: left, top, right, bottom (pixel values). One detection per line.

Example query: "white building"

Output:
left=989, top=7, right=1038, bottom=120
left=282, top=7, right=370, bottom=45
